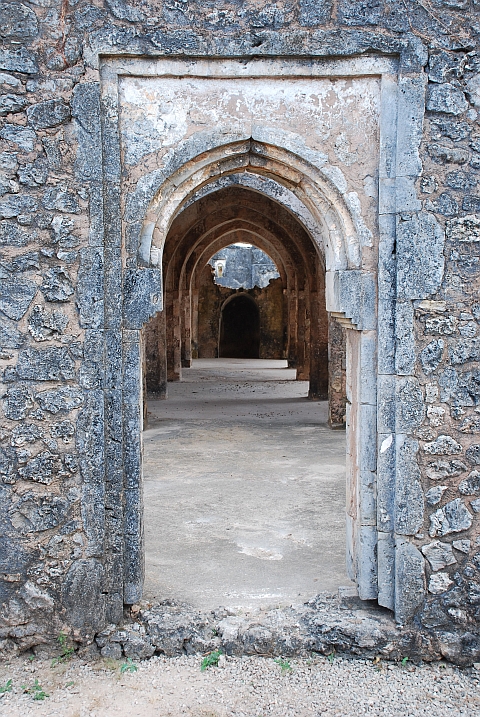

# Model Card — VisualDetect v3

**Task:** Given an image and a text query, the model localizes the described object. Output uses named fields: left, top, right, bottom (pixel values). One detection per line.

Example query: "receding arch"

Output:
left=135, top=137, right=368, bottom=275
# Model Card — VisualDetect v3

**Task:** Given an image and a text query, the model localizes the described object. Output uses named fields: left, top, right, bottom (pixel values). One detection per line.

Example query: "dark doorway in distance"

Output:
left=219, top=294, right=260, bottom=358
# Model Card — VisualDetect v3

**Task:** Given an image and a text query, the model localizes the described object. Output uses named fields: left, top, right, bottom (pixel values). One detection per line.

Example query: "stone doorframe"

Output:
left=76, top=48, right=430, bottom=625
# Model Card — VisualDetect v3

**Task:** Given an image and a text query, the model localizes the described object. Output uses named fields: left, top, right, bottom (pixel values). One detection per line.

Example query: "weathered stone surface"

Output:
left=395, top=437, right=424, bottom=535
left=0, top=221, right=35, bottom=247
left=466, top=445, right=480, bottom=465
left=446, top=215, right=480, bottom=243
left=40, top=268, right=74, bottom=302
left=0, top=2, right=38, bottom=41
left=0, top=252, right=39, bottom=275
left=396, top=379, right=425, bottom=431
left=462, top=196, right=480, bottom=213
left=0, top=94, right=28, bottom=116
left=449, top=337, right=480, bottom=364
left=0, top=315, right=23, bottom=348
left=452, top=539, right=470, bottom=553
left=422, top=541, right=457, bottom=571
left=18, top=451, right=61, bottom=486
left=428, top=143, right=469, bottom=164
left=426, top=83, right=468, bottom=115
left=42, top=186, right=80, bottom=214
left=424, top=435, right=462, bottom=455
left=0, top=278, right=36, bottom=321
left=100, top=642, right=122, bottom=659
left=459, top=471, right=480, bottom=495
left=421, top=340, right=444, bottom=376
left=429, top=499, right=473, bottom=537
left=34, top=386, right=84, bottom=414
left=427, top=192, right=458, bottom=217
left=396, top=213, right=444, bottom=300
left=2, top=384, right=33, bottom=420
left=424, top=315, right=457, bottom=335
left=10, top=423, right=43, bottom=446
left=428, top=51, right=464, bottom=84
left=62, top=559, right=106, bottom=633
left=50, top=420, right=75, bottom=444
left=123, top=631, right=156, bottom=660
left=458, top=414, right=480, bottom=433
left=17, top=160, right=48, bottom=188
left=0, top=124, right=36, bottom=153
left=466, top=73, right=480, bottom=108
left=425, top=485, right=448, bottom=506
left=72, top=83, right=103, bottom=182
left=0, top=194, right=37, bottom=219
left=51, top=216, right=79, bottom=248
left=27, top=100, right=71, bottom=131
left=105, top=0, right=145, bottom=22
left=0, top=48, right=38, bottom=74
left=27, top=305, right=68, bottom=341
left=394, top=540, right=425, bottom=625
left=0, top=445, right=17, bottom=483
left=298, top=0, right=333, bottom=26
left=429, top=572, right=454, bottom=595
left=10, top=491, right=70, bottom=533
left=76, top=249, right=104, bottom=329
left=15, top=347, right=75, bottom=381
left=123, top=269, right=162, bottom=329
left=446, top=170, right=477, bottom=191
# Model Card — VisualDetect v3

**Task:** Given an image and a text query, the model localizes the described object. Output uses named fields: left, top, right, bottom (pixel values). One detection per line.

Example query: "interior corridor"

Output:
left=143, top=359, right=351, bottom=611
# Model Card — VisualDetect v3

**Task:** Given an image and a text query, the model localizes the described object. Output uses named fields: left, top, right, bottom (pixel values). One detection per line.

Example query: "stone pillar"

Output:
left=296, top=290, right=308, bottom=380
left=181, top=290, right=192, bottom=368
left=308, top=290, right=329, bottom=400
left=328, top=315, right=346, bottom=425
left=166, top=291, right=182, bottom=381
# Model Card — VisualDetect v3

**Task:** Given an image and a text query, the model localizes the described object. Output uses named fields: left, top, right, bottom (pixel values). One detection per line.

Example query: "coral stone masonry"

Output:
left=1, top=0, right=480, bottom=664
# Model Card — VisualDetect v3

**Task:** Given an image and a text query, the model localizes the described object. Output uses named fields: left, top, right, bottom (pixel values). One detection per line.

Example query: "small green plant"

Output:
left=200, top=650, right=222, bottom=671
left=327, top=651, right=336, bottom=664
left=51, top=631, right=75, bottom=667
left=22, top=679, right=49, bottom=701
left=274, top=658, right=292, bottom=672
left=401, top=656, right=409, bottom=667
left=28, top=655, right=35, bottom=662
left=0, top=679, right=12, bottom=694
left=65, top=680, right=75, bottom=688
left=120, top=658, right=138, bottom=674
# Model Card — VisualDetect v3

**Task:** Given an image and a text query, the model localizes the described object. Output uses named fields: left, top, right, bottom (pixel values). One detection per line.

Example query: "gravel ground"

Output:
left=0, top=653, right=479, bottom=717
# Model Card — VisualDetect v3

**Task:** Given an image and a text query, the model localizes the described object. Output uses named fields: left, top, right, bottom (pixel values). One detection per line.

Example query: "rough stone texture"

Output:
left=26, top=100, right=71, bottom=131
left=0, top=0, right=479, bottom=657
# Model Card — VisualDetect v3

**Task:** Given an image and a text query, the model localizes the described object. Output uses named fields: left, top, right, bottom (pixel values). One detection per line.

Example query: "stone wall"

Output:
left=1, top=0, right=480, bottom=657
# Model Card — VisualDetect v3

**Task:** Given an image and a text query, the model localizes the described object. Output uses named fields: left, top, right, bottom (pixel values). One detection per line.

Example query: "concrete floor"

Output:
left=143, top=359, right=352, bottom=611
